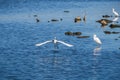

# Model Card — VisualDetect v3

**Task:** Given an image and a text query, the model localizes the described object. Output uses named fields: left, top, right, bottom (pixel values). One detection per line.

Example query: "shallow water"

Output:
left=0, top=0, right=120, bottom=80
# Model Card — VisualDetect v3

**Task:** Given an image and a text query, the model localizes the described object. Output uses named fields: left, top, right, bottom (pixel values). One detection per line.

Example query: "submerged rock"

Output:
left=64, top=11, right=70, bottom=13
left=109, top=24, right=120, bottom=28
left=33, top=15, right=38, bottom=17
left=115, top=38, right=118, bottom=40
left=60, top=18, right=63, bottom=21
left=112, top=31, right=120, bottom=34
left=104, top=31, right=120, bottom=34
left=104, top=31, right=111, bottom=34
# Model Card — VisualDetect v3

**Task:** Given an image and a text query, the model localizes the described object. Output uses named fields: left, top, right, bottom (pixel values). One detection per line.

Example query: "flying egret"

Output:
left=112, top=8, right=119, bottom=17
left=35, top=37, right=73, bottom=48
left=93, top=34, right=102, bottom=45
left=112, top=17, right=119, bottom=23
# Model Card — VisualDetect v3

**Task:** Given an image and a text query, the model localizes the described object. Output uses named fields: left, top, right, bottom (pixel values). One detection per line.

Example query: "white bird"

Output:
left=35, top=37, right=73, bottom=48
left=112, top=8, right=119, bottom=17
left=93, top=34, right=102, bottom=45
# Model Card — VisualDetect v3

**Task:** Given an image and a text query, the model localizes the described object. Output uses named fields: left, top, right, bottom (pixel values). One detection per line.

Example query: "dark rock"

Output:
left=73, top=32, right=82, bottom=35
left=115, top=38, right=118, bottom=40
left=51, top=19, right=59, bottom=22
left=60, top=18, right=63, bottom=21
left=104, top=31, right=120, bottom=34
left=36, top=18, right=40, bottom=22
left=104, top=31, right=111, bottom=34
left=77, top=36, right=90, bottom=38
left=34, top=15, right=38, bottom=17
left=64, top=11, right=70, bottom=13
left=74, top=16, right=81, bottom=23
left=65, top=31, right=73, bottom=35
left=65, top=31, right=82, bottom=36
left=96, top=19, right=112, bottom=25
left=83, top=16, right=86, bottom=22
left=112, top=31, right=120, bottom=34
left=102, top=15, right=111, bottom=18
left=109, top=24, right=120, bottom=28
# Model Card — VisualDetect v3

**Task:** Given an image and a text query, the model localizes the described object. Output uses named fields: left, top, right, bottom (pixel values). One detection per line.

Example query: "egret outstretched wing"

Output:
left=112, top=17, right=119, bottom=22
left=57, top=40, right=73, bottom=47
left=35, top=40, right=52, bottom=46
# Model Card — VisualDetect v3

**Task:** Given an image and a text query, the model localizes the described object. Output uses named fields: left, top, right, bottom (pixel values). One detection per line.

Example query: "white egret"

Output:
left=35, top=37, right=73, bottom=48
left=93, top=34, right=102, bottom=45
left=112, top=8, right=119, bottom=17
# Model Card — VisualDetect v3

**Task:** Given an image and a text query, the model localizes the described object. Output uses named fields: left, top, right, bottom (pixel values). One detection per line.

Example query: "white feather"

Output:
left=93, top=34, right=102, bottom=45
left=35, top=37, right=73, bottom=48
left=112, top=8, right=119, bottom=17
left=112, top=17, right=119, bottom=22
left=35, top=40, right=52, bottom=46
left=57, top=40, right=73, bottom=47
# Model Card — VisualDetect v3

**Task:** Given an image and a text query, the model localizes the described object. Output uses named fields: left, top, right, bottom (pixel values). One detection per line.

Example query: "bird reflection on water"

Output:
left=92, top=46, right=102, bottom=80
left=93, top=46, right=102, bottom=56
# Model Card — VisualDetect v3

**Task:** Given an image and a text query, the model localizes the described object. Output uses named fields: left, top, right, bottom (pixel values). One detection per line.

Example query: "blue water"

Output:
left=0, top=0, right=120, bottom=80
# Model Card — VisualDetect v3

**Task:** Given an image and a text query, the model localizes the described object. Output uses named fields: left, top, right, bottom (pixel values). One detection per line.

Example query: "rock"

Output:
left=77, top=36, right=90, bottom=38
left=109, top=24, right=120, bottom=28
left=83, top=16, right=86, bottom=22
left=102, top=15, right=111, bottom=18
left=115, top=38, right=118, bottom=40
left=74, top=16, right=81, bottom=23
left=65, top=31, right=73, bottom=35
left=36, top=18, right=40, bottom=23
left=73, top=32, right=82, bottom=35
left=101, top=20, right=108, bottom=25
left=64, top=11, right=70, bottom=13
left=34, top=15, right=38, bottom=17
left=65, top=31, right=82, bottom=36
left=96, top=19, right=112, bottom=25
left=104, top=31, right=111, bottom=34
left=51, top=19, right=59, bottom=22
left=60, top=18, right=63, bottom=21
left=104, top=31, right=120, bottom=34
left=112, top=31, right=120, bottom=34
